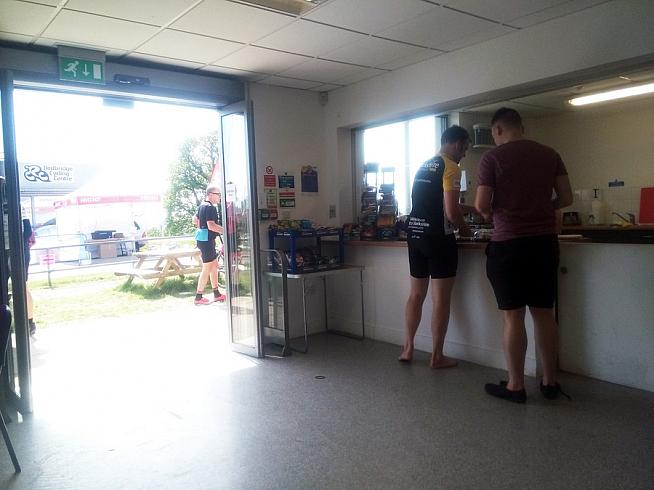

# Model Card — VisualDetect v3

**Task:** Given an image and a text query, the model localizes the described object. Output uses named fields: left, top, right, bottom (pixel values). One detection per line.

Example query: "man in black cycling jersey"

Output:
left=399, top=125, right=473, bottom=368
left=193, top=184, right=225, bottom=305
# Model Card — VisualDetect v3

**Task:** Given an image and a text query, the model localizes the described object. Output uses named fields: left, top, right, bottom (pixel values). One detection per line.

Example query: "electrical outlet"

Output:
left=329, top=204, right=336, bottom=219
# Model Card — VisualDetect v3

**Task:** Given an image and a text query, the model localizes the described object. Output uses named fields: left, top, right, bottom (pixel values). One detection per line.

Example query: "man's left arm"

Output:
left=443, top=162, right=470, bottom=236
left=206, top=206, right=224, bottom=234
left=444, top=191, right=471, bottom=236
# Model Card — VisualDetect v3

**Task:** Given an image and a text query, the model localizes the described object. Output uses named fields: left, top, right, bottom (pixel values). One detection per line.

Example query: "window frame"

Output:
left=352, top=114, right=448, bottom=219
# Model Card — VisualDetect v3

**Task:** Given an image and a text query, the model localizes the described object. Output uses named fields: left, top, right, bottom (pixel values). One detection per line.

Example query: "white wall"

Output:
left=323, top=0, right=654, bottom=222
left=526, top=102, right=654, bottom=222
left=250, top=83, right=327, bottom=226
left=250, top=83, right=330, bottom=337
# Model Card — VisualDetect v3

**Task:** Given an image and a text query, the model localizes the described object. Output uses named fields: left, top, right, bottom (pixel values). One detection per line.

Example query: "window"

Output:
left=356, top=115, right=447, bottom=216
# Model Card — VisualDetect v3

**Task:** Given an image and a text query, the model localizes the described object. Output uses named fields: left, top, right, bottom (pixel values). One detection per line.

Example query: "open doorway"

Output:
left=10, top=86, right=238, bottom=418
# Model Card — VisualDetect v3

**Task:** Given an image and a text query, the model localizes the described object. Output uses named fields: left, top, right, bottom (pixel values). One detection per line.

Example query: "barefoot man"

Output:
left=399, top=125, right=473, bottom=368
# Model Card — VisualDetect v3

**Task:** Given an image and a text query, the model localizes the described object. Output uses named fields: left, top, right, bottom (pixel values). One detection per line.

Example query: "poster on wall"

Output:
left=278, top=173, right=296, bottom=208
left=264, top=165, right=276, bottom=188
left=301, top=165, right=318, bottom=192
left=264, top=188, right=278, bottom=208
left=264, top=175, right=276, bottom=187
left=279, top=196, right=296, bottom=208
left=278, top=174, right=295, bottom=189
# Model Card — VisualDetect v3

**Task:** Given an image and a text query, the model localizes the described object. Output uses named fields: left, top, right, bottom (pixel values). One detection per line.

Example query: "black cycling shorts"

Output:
left=486, top=234, right=559, bottom=310
left=197, top=239, right=218, bottom=263
left=407, top=234, right=457, bottom=279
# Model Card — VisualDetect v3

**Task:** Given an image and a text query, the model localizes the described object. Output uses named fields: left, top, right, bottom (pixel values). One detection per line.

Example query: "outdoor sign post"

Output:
left=57, top=46, right=105, bottom=85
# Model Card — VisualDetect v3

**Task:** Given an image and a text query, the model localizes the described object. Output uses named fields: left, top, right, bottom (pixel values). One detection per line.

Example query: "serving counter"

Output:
left=326, top=237, right=654, bottom=392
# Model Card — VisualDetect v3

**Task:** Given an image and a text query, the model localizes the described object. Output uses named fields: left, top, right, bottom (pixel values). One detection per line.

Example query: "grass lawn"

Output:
left=30, top=272, right=200, bottom=329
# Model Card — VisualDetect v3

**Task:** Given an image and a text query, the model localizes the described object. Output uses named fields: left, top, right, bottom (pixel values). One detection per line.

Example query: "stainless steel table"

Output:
left=264, top=264, right=365, bottom=354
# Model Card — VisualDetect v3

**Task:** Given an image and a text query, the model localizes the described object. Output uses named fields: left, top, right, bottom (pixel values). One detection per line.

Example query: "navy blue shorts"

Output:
left=197, top=240, right=218, bottom=263
left=486, top=234, right=559, bottom=310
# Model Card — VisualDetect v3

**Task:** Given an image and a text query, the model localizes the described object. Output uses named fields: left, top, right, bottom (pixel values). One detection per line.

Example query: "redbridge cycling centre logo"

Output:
left=23, top=164, right=51, bottom=182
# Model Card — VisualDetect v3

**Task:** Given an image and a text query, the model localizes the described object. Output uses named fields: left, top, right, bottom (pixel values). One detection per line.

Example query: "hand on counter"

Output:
left=458, top=223, right=472, bottom=238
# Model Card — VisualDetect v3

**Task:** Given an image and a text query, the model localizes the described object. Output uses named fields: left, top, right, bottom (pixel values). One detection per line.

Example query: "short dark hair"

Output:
left=491, top=107, right=522, bottom=128
left=441, top=125, right=469, bottom=146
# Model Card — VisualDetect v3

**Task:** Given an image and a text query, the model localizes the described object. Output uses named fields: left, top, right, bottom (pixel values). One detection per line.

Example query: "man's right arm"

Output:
left=474, top=186, right=494, bottom=222
left=553, top=174, right=573, bottom=210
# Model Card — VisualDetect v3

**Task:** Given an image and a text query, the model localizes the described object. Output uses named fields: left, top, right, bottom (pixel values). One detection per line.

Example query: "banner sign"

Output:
left=54, top=194, right=161, bottom=208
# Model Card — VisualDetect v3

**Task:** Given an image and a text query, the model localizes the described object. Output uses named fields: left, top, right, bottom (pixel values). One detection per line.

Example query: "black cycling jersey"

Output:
left=196, top=201, right=222, bottom=241
left=407, top=156, right=453, bottom=239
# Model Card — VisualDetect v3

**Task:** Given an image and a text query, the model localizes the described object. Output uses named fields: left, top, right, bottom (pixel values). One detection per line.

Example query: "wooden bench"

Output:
left=115, top=248, right=203, bottom=288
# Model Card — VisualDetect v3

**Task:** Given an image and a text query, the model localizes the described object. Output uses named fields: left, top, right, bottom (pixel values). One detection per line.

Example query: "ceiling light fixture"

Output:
left=235, top=0, right=324, bottom=15
left=569, top=82, right=654, bottom=106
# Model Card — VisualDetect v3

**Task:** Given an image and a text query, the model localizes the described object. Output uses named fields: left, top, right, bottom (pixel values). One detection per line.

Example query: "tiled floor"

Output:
left=1, top=306, right=653, bottom=489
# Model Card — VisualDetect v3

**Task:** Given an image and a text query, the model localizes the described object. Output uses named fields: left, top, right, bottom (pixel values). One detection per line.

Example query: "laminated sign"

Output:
left=278, top=174, right=295, bottom=189
left=265, top=188, right=278, bottom=208
left=278, top=173, right=296, bottom=208
left=301, top=165, right=318, bottom=192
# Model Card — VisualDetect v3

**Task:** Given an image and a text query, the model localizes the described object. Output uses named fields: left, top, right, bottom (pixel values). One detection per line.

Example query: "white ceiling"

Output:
left=0, top=0, right=611, bottom=92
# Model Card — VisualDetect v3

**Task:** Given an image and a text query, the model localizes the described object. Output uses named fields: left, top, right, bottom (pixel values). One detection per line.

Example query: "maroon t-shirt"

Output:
left=477, top=139, right=567, bottom=241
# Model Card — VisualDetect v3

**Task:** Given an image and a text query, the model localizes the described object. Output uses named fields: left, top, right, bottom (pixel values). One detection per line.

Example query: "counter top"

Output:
left=344, top=239, right=485, bottom=250
left=344, top=235, right=588, bottom=249
left=562, top=225, right=654, bottom=231
left=560, top=225, right=654, bottom=244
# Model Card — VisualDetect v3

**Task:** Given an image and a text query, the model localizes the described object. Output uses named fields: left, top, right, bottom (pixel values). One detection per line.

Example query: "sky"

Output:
left=12, top=89, right=220, bottom=195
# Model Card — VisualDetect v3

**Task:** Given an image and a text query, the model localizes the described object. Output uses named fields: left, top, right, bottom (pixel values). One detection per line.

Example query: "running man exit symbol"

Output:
left=59, top=57, right=105, bottom=84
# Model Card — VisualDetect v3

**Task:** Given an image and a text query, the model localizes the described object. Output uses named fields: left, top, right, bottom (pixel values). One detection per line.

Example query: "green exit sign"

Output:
left=59, top=57, right=104, bottom=84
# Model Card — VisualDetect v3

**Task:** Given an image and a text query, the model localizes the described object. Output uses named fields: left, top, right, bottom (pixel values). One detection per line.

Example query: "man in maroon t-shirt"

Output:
left=475, top=108, right=573, bottom=403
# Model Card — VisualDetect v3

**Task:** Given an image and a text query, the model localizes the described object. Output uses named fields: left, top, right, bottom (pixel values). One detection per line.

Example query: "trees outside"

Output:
left=164, top=132, right=219, bottom=235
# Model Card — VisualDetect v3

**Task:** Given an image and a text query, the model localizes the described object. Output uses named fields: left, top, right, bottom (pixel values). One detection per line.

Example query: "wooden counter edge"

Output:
left=343, top=237, right=590, bottom=249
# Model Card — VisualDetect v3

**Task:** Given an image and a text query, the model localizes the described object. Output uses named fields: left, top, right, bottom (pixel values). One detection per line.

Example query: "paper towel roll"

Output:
left=591, top=199, right=605, bottom=224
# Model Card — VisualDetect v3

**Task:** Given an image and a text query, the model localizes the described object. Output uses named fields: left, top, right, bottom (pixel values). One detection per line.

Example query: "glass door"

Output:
left=0, top=69, right=32, bottom=414
left=220, top=100, right=263, bottom=357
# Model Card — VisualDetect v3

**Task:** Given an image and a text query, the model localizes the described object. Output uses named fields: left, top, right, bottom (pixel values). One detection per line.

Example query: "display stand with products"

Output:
left=268, top=226, right=344, bottom=275
left=376, top=167, right=398, bottom=240
left=360, top=163, right=379, bottom=240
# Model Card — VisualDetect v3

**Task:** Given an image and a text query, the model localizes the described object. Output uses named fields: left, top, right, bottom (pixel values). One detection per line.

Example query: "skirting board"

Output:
left=369, top=324, right=538, bottom=376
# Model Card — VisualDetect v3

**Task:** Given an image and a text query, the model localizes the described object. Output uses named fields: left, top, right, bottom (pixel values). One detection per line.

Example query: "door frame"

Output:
left=1, top=69, right=32, bottom=414
left=0, top=66, right=246, bottom=411
left=219, top=95, right=264, bottom=357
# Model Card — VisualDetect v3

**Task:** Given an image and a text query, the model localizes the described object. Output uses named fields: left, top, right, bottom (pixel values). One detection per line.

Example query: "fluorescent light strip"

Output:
left=569, top=82, right=654, bottom=106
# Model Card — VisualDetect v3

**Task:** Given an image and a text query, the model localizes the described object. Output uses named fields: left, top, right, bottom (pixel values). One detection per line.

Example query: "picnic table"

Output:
left=115, top=248, right=203, bottom=287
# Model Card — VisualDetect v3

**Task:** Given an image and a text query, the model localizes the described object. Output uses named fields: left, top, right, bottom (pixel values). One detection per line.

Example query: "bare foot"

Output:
left=430, top=355, right=458, bottom=369
left=398, top=346, right=413, bottom=363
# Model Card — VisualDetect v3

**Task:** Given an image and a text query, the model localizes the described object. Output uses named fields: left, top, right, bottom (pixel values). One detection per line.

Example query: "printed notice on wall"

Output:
left=279, top=197, right=295, bottom=208
left=264, top=188, right=278, bottom=208
left=278, top=174, right=294, bottom=189
left=301, top=165, right=318, bottom=192
left=278, top=173, right=296, bottom=207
